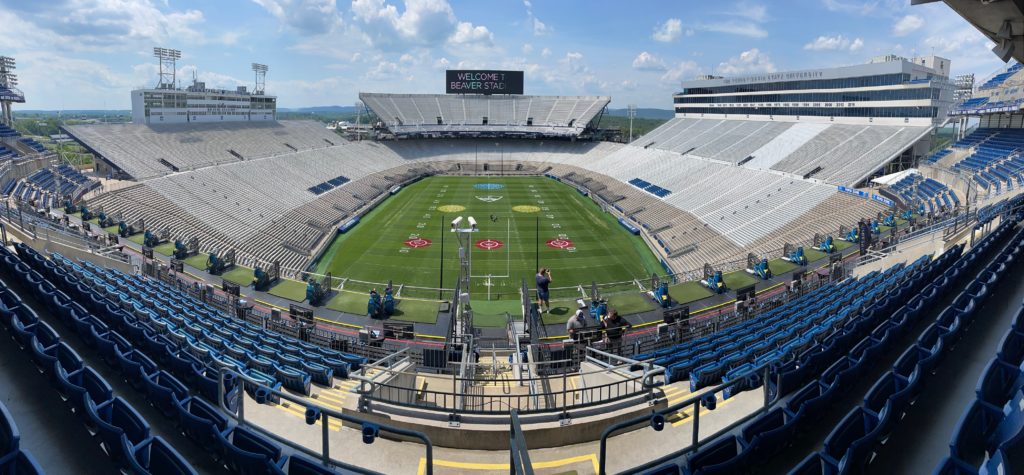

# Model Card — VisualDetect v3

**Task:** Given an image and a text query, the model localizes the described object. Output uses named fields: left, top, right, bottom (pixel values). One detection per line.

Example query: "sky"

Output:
left=0, top=0, right=1009, bottom=110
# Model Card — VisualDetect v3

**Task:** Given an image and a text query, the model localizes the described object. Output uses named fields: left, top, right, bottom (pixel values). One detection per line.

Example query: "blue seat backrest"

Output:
left=0, top=401, right=20, bottom=455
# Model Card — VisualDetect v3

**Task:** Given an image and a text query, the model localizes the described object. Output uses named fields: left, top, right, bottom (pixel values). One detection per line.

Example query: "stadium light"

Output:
left=153, top=47, right=181, bottom=89
left=252, top=63, right=268, bottom=94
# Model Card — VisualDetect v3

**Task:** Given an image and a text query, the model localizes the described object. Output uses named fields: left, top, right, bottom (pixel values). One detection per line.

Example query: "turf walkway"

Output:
left=324, top=291, right=440, bottom=324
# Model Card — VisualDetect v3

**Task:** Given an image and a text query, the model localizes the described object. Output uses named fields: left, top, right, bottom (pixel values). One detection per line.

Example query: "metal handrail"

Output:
left=509, top=410, right=534, bottom=475
left=597, top=366, right=776, bottom=475
left=216, top=367, right=435, bottom=474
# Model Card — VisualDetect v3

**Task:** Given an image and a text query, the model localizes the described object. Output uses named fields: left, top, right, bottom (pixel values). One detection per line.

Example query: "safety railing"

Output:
left=509, top=409, right=534, bottom=475
left=353, top=356, right=663, bottom=416
left=597, top=365, right=776, bottom=475
left=216, top=367, right=435, bottom=474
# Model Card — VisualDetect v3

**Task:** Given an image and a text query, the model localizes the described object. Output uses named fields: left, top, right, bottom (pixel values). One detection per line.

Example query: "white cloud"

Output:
left=450, top=21, right=493, bottom=46
left=892, top=14, right=923, bottom=36
left=541, top=47, right=551, bottom=58
left=522, top=43, right=533, bottom=54
left=734, top=2, right=768, bottom=22
left=346, top=0, right=496, bottom=53
left=632, top=51, right=667, bottom=71
left=652, top=18, right=682, bottom=42
left=251, top=0, right=342, bottom=35
left=699, top=21, right=767, bottom=38
left=523, top=0, right=552, bottom=36
left=365, top=60, right=404, bottom=80
left=1, top=0, right=208, bottom=50
left=821, top=0, right=877, bottom=15
left=561, top=52, right=586, bottom=73
left=661, top=60, right=701, bottom=84
left=803, top=34, right=864, bottom=52
left=433, top=57, right=450, bottom=70
left=717, top=48, right=776, bottom=75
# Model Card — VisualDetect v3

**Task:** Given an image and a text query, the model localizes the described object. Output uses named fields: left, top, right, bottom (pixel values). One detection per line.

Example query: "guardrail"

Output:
left=216, top=367, right=436, bottom=474
left=352, top=354, right=663, bottom=416
left=597, top=366, right=776, bottom=474
left=509, top=409, right=534, bottom=475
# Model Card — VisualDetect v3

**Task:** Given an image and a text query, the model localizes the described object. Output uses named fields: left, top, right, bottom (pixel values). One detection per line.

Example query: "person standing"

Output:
left=566, top=302, right=587, bottom=343
left=536, top=267, right=551, bottom=313
left=602, top=310, right=632, bottom=355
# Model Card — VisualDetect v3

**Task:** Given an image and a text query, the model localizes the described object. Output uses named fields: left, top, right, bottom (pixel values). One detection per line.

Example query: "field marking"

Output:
left=416, top=453, right=599, bottom=474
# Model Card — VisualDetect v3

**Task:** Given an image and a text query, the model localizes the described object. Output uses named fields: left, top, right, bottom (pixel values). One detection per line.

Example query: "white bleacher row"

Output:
left=82, top=136, right=885, bottom=275
left=64, top=121, right=341, bottom=180
left=359, top=93, right=609, bottom=130
left=636, top=118, right=928, bottom=186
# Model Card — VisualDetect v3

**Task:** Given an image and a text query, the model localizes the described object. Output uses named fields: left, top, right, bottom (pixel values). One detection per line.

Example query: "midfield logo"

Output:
left=475, top=195, right=504, bottom=202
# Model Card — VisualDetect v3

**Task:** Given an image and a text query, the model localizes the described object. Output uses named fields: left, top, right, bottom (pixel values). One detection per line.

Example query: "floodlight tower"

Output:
left=627, top=104, right=637, bottom=143
left=252, top=63, right=268, bottom=95
left=153, top=47, right=181, bottom=89
left=0, top=56, right=26, bottom=127
left=451, top=216, right=479, bottom=339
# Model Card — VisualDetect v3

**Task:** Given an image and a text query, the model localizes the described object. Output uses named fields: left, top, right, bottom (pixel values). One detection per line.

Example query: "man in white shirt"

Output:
left=566, top=301, right=587, bottom=343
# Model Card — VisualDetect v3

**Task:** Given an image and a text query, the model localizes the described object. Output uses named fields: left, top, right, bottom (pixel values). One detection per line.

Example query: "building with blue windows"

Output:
left=674, top=55, right=954, bottom=127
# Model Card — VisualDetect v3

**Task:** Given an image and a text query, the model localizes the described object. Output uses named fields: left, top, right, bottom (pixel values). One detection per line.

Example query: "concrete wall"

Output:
left=4, top=221, right=134, bottom=274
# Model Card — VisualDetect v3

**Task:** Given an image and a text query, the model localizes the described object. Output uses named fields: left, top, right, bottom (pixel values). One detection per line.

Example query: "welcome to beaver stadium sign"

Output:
left=446, top=70, right=524, bottom=95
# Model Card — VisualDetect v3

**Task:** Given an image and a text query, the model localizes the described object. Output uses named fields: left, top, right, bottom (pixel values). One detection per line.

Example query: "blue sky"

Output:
left=0, top=0, right=1007, bottom=110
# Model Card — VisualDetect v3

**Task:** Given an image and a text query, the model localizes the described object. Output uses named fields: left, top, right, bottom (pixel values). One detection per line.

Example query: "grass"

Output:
left=768, top=259, right=798, bottom=275
left=183, top=253, right=209, bottom=270
left=103, top=225, right=120, bottom=234
left=313, top=176, right=664, bottom=303
left=324, top=291, right=440, bottom=324
left=151, top=242, right=176, bottom=256
left=722, top=271, right=757, bottom=290
left=804, top=248, right=827, bottom=263
left=221, top=266, right=255, bottom=286
left=268, top=278, right=309, bottom=302
left=667, top=281, right=714, bottom=305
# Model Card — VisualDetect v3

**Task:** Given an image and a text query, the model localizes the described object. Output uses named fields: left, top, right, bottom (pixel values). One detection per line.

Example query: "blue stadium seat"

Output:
left=950, top=399, right=1003, bottom=465
left=124, top=436, right=198, bottom=475
left=820, top=407, right=881, bottom=473
left=0, top=449, right=44, bottom=475
left=788, top=379, right=840, bottom=424
left=143, top=370, right=190, bottom=418
left=216, top=425, right=289, bottom=475
left=997, top=330, right=1024, bottom=365
left=788, top=452, right=837, bottom=475
left=176, top=396, right=229, bottom=453
left=863, top=371, right=912, bottom=439
left=934, top=456, right=982, bottom=475
left=9, top=305, right=39, bottom=349
left=739, top=407, right=798, bottom=462
left=55, top=365, right=114, bottom=416
left=287, top=453, right=344, bottom=475
left=301, top=361, right=334, bottom=387
left=85, top=396, right=152, bottom=467
left=0, top=401, right=19, bottom=468
left=975, top=358, right=1023, bottom=408
left=116, top=347, right=159, bottom=391
left=683, top=434, right=747, bottom=475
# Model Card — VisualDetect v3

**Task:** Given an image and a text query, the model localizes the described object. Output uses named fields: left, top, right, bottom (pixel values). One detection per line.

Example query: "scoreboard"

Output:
left=446, top=70, right=524, bottom=95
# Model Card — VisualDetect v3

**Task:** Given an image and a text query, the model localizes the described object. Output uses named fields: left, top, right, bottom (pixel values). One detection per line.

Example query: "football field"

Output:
left=313, top=176, right=663, bottom=301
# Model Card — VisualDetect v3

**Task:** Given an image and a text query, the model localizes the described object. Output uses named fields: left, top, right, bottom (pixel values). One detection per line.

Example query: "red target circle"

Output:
left=404, top=238, right=432, bottom=248
left=475, top=239, right=504, bottom=250
left=546, top=239, right=574, bottom=249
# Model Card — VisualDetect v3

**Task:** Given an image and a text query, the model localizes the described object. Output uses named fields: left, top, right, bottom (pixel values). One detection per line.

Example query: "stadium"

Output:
left=1, top=1, right=1024, bottom=474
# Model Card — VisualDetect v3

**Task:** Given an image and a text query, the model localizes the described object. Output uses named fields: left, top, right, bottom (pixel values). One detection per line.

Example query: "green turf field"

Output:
left=313, top=176, right=664, bottom=301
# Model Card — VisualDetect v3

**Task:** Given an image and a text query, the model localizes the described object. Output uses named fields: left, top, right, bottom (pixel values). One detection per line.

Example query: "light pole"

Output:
left=451, top=216, right=479, bottom=339
left=627, top=104, right=637, bottom=143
